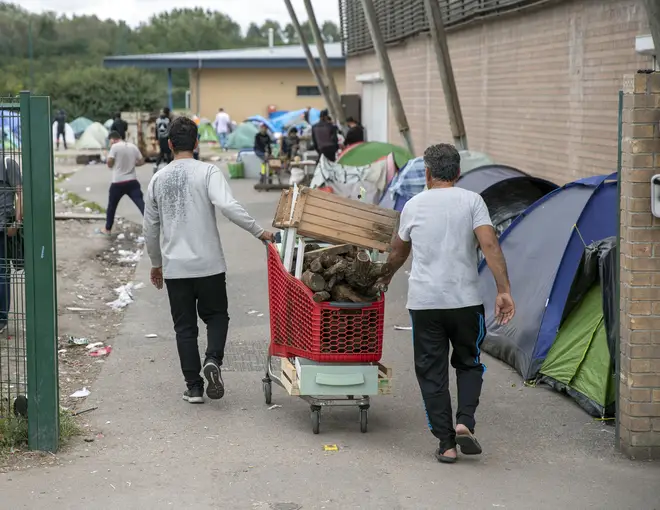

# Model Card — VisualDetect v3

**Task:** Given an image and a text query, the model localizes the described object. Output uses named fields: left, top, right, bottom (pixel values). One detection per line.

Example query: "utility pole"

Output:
left=302, top=0, right=346, bottom=125
left=423, top=0, right=467, bottom=150
left=643, top=0, right=660, bottom=63
left=282, top=0, right=335, bottom=120
left=359, top=0, right=415, bottom=155
left=28, top=20, right=34, bottom=91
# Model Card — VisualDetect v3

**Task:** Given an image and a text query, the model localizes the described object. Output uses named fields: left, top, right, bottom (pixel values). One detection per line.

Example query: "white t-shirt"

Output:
left=398, top=187, right=493, bottom=310
left=108, top=141, right=142, bottom=183
left=214, top=112, right=231, bottom=134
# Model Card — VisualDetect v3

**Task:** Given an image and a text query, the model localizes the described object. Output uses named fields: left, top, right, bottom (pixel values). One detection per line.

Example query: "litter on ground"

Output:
left=70, top=387, right=91, bottom=398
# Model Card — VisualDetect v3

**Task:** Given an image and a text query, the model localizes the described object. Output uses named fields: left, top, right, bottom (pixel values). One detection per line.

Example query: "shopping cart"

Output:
left=261, top=243, right=391, bottom=434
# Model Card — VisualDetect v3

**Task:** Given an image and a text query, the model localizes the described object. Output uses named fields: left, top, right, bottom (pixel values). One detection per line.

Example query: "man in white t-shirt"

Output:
left=379, top=143, right=515, bottom=464
left=213, top=108, right=231, bottom=150
left=96, top=131, right=145, bottom=236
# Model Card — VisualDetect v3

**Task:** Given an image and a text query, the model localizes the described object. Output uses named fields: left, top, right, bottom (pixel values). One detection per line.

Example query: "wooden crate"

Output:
left=272, top=187, right=400, bottom=252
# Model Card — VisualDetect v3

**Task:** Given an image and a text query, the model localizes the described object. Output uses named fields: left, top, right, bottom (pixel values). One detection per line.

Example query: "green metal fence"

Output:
left=0, top=92, right=59, bottom=452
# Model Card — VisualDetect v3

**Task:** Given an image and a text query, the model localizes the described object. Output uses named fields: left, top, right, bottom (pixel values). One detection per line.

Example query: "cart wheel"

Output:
left=311, top=409, right=321, bottom=434
left=360, top=409, right=368, bottom=433
left=263, top=381, right=272, bottom=405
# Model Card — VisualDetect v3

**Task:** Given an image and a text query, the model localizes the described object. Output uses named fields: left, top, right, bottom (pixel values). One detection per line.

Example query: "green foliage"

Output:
left=0, top=409, right=79, bottom=455
left=0, top=3, right=340, bottom=120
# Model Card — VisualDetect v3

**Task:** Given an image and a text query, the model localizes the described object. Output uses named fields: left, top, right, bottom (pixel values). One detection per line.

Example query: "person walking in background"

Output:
left=378, top=143, right=515, bottom=464
left=254, top=123, right=273, bottom=184
left=0, top=154, right=21, bottom=335
left=311, top=109, right=339, bottom=162
left=213, top=107, right=231, bottom=150
left=344, top=117, right=365, bottom=147
left=110, top=112, right=128, bottom=141
left=143, top=117, right=274, bottom=404
left=55, top=109, right=67, bottom=150
left=153, top=107, right=173, bottom=172
left=96, top=131, right=145, bottom=236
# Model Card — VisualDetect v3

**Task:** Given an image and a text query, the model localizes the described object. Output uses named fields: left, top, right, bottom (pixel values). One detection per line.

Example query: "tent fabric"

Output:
left=338, top=141, right=412, bottom=169
left=227, top=122, right=259, bottom=150
left=478, top=174, right=617, bottom=380
left=310, top=154, right=393, bottom=204
left=561, top=237, right=617, bottom=371
left=70, top=117, right=93, bottom=138
left=456, top=165, right=558, bottom=235
left=539, top=284, right=615, bottom=417
left=0, top=110, right=21, bottom=149
left=52, top=122, right=76, bottom=146
left=76, top=122, right=109, bottom=150
left=198, top=122, right=217, bottom=143
left=104, top=119, right=114, bottom=130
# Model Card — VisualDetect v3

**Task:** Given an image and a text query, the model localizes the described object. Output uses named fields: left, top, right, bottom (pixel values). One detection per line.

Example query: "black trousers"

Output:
left=56, top=130, right=67, bottom=149
left=165, top=273, right=230, bottom=390
left=105, top=180, right=144, bottom=231
left=410, top=305, right=486, bottom=452
left=319, top=146, right=338, bottom=162
left=155, top=138, right=172, bottom=167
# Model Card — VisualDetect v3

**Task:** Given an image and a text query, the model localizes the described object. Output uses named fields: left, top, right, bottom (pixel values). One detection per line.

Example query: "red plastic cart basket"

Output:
left=266, top=243, right=384, bottom=363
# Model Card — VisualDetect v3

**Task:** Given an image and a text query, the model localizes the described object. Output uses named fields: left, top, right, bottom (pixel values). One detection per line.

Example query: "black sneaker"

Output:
left=203, top=359, right=225, bottom=400
left=182, top=387, right=204, bottom=404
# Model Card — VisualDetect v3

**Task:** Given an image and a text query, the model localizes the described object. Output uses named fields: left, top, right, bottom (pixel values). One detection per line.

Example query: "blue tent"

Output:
left=0, top=110, right=21, bottom=148
left=478, top=173, right=617, bottom=380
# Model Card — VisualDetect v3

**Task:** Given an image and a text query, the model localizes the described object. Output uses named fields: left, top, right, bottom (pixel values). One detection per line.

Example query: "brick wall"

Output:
left=345, top=0, right=651, bottom=184
left=619, top=71, right=660, bottom=461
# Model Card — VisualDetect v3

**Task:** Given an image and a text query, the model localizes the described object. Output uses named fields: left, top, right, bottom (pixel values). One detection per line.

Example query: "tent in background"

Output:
left=478, top=174, right=617, bottom=380
left=76, top=122, right=109, bottom=150
left=103, top=119, right=114, bottom=130
left=52, top=122, right=76, bottom=147
left=456, top=165, right=558, bottom=234
left=539, top=237, right=617, bottom=417
left=70, top=117, right=93, bottom=138
left=198, top=122, right=217, bottom=143
left=227, top=122, right=259, bottom=150
left=0, top=110, right=21, bottom=149
left=338, top=141, right=412, bottom=168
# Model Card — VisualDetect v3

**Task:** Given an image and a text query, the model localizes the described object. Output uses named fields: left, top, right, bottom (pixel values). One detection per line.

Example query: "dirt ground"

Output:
left=0, top=188, right=144, bottom=470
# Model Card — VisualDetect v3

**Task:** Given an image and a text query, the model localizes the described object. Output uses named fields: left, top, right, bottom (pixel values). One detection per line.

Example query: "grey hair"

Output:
left=423, top=143, right=461, bottom=182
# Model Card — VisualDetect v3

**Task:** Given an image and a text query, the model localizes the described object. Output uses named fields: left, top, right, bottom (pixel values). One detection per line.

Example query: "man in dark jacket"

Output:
left=154, top=107, right=173, bottom=172
left=110, top=112, right=128, bottom=141
left=55, top=110, right=67, bottom=150
left=311, top=109, right=339, bottom=162
left=254, top=124, right=273, bottom=185
left=344, top=117, right=365, bottom=147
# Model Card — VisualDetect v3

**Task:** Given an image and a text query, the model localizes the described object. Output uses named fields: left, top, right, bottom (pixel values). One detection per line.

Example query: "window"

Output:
left=296, top=85, right=321, bottom=97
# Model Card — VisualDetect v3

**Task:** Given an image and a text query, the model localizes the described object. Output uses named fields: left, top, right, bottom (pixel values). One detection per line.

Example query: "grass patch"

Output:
left=55, top=188, right=106, bottom=213
left=0, top=409, right=81, bottom=456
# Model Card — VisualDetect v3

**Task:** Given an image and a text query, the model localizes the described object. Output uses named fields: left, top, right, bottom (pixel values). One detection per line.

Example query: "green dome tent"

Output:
left=198, top=122, right=217, bottom=143
left=70, top=117, right=94, bottom=138
left=338, top=142, right=413, bottom=168
left=227, top=122, right=259, bottom=150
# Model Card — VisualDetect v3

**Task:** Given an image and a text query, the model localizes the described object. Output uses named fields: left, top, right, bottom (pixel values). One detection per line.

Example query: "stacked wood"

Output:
left=293, top=244, right=392, bottom=303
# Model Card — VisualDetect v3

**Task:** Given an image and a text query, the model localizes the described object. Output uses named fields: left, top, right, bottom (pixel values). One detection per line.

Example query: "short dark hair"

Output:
left=108, top=131, right=121, bottom=140
left=169, top=116, right=198, bottom=153
left=346, top=116, right=356, bottom=123
left=423, top=143, right=461, bottom=182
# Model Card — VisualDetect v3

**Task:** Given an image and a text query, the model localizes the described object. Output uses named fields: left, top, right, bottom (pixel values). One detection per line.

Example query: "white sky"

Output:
left=19, top=0, right=340, bottom=29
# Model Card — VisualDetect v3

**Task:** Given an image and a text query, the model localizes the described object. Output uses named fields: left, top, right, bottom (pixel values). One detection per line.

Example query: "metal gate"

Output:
left=0, top=92, right=59, bottom=452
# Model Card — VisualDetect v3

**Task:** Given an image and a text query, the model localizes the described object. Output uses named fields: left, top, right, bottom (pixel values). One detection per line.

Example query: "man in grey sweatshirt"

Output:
left=143, top=116, right=274, bottom=404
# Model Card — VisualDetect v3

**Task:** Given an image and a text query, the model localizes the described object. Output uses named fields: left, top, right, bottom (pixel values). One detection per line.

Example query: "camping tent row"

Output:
left=478, top=174, right=618, bottom=417
left=52, top=121, right=110, bottom=150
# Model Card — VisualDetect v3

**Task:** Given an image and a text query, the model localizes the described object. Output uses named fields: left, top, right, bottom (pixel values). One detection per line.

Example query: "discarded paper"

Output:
left=393, top=325, right=413, bottom=331
left=70, top=387, right=91, bottom=398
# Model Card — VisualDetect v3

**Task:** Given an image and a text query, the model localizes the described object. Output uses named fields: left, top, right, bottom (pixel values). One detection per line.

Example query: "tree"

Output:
left=0, top=3, right=340, bottom=119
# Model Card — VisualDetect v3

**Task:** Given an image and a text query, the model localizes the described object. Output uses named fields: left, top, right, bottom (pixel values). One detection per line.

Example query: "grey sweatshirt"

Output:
left=143, top=158, right=265, bottom=279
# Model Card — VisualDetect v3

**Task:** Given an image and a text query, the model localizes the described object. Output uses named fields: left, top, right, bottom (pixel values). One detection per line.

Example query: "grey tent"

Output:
left=456, top=164, right=557, bottom=235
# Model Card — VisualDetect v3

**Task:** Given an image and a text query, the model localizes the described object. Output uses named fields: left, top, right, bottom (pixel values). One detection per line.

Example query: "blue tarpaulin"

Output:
left=0, top=110, right=21, bottom=149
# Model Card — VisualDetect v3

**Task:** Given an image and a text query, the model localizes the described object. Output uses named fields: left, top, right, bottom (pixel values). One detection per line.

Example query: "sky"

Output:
left=19, top=0, right=340, bottom=29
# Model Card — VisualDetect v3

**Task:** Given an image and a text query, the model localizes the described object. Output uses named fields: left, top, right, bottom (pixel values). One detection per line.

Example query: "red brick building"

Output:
left=340, top=0, right=652, bottom=184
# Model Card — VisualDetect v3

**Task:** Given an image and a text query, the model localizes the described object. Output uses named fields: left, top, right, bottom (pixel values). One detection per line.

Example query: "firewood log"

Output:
left=313, top=291, right=331, bottom=303
left=331, top=284, right=372, bottom=303
left=301, top=270, right=326, bottom=292
left=323, top=259, right=348, bottom=279
left=309, top=258, right=324, bottom=273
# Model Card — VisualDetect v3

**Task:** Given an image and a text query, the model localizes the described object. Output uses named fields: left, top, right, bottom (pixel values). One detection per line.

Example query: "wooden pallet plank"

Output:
left=297, top=220, right=391, bottom=252
left=300, top=213, right=393, bottom=244
left=305, top=195, right=399, bottom=229
left=302, top=187, right=399, bottom=220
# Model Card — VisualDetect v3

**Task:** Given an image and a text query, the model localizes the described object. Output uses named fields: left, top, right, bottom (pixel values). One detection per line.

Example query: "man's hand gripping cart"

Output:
left=261, top=185, right=398, bottom=434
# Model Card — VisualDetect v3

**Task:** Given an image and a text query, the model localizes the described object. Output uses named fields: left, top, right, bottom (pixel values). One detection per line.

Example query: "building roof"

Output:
left=103, top=42, right=345, bottom=70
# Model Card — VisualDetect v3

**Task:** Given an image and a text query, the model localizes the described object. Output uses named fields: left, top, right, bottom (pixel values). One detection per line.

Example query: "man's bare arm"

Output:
left=474, top=225, right=510, bottom=294
left=383, top=234, right=412, bottom=281
left=107, top=158, right=115, bottom=169
left=136, top=157, right=145, bottom=167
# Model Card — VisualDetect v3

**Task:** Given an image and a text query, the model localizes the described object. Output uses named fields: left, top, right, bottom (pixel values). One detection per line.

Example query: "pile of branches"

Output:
left=292, top=244, right=391, bottom=303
